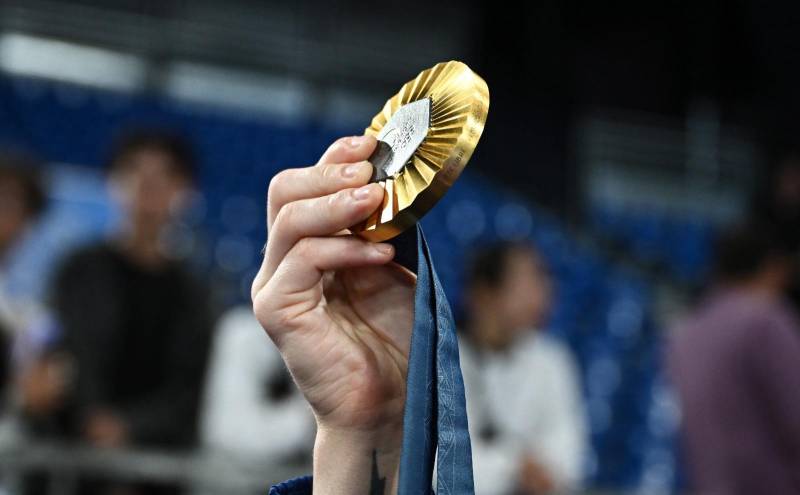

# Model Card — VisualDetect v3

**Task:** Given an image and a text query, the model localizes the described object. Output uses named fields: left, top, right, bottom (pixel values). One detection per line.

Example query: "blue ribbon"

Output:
left=394, top=225, right=474, bottom=494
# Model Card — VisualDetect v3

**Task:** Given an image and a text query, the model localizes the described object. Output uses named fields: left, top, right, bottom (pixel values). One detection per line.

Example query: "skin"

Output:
left=18, top=354, right=69, bottom=417
left=109, top=147, right=191, bottom=268
left=519, top=455, right=556, bottom=494
left=467, top=248, right=552, bottom=351
left=251, top=135, right=414, bottom=495
left=0, top=178, right=31, bottom=260
left=733, top=256, right=793, bottom=299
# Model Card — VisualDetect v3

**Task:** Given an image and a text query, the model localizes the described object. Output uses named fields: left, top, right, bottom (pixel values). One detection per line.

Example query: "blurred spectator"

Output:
left=669, top=224, right=800, bottom=495
left=47, top=130, right=213, bottom=492
left=0, top=153, right=66, bottom=495
left=0, top=153, right=44, bottom=409
left=754, top=153, right=800, bottom=245
left=0, top=152, right=64, bottom=424
left=0, top=153, right=46, bottom=341
left=753, top=153, right=800, bottom=309
left=0, top=153, right=45, bottom=263
left=201, top=307, right=314, bottom=461
left=459, top=241, right=587, bottom=495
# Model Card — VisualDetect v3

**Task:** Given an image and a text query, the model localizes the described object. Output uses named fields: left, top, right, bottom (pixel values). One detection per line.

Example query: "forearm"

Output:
left=312, top=424, right=402, bottom=495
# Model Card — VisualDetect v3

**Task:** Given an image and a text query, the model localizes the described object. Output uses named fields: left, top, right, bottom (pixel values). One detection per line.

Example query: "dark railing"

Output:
left=0, top=437, right=308, bottom=495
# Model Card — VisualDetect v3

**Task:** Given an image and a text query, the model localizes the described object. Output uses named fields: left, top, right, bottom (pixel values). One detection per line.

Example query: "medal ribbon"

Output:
left=392, top=225, right=475, bottom=494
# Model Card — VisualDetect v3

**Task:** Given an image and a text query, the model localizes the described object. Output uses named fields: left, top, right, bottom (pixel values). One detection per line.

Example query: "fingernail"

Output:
left=352, top=184, right=375, bottom=201
left=374, top=243, right=394, bottom=256
left=347, top=136, right=367, bottom=147
left=343, top=161, right=368, bottom=178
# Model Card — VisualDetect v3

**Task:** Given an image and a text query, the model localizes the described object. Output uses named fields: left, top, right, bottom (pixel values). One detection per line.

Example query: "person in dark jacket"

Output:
left=51, top=131, right=213, bottom=493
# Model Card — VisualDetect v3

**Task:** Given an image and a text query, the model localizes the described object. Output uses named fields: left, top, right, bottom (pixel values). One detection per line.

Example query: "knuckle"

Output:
left=250, top=280, right=260, bottom=303
left=250, top=289, right=259, bottom=306
left=271, top=205, right=298, bottom=241
left=251, top=283, right=295, bottom=344
left=268, top=169, right=289, bottom=193
left=273, top=201, right=296, bottom=229
left=293, top=237, right=315, bottom=258
left=329, top=188, right=350, bottom=209
left=254, top=307, right=288, bottom=344
left=320, top=162, right=337, bottom=182
left=267, top=170, right=291, bottom=203
left=252, top=293, right=275, bottom=329
left=329, top=137, right=350, bottom=154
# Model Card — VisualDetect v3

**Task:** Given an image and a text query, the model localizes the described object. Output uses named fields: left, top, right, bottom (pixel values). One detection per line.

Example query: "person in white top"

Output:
left=201, top=306, right=314, bottom=460
left=460, top=241, right=587, bottom=495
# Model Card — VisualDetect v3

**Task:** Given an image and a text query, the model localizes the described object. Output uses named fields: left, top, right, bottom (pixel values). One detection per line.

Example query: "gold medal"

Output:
left=352, top=60, right=489, bottom=242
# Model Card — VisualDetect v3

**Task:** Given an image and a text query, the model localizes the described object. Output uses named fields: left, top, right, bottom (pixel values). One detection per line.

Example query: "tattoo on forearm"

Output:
left=369, top=450, right=386, bottom=495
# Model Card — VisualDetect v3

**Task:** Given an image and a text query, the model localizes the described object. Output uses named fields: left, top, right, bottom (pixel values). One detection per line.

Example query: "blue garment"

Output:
left=269, top=226, right=474, bottom=494
left=269, top=476, right=312, bottom=495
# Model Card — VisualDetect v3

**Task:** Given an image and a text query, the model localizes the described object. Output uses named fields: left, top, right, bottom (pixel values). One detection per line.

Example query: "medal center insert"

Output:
left=369, top=97, right=431, bottom=182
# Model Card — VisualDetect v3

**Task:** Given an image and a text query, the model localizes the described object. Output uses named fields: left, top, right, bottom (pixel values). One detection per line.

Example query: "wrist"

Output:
left=313, top=423, right=403, bottom=495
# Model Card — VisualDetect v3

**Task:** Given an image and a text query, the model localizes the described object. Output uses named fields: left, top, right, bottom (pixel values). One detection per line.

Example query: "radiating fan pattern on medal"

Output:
left=354, top=60, right=489, bottom=242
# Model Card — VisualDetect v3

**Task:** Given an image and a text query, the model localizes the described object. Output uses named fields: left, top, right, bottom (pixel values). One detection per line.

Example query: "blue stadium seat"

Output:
left=0, top=74, right=682, bottom=493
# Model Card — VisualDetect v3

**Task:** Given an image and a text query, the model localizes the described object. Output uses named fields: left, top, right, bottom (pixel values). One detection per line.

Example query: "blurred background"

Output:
left=0, top=1, right=799, bottom=494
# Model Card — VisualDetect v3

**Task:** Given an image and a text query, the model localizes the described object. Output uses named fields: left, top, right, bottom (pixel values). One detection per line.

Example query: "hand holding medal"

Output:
left=255, top=61, right=489, bottom=494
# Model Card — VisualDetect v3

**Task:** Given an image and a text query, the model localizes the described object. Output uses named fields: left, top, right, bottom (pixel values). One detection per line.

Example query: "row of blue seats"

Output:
left=590, top=203, right=716, bottom=283
left=0, top=74, right=679, bottom=492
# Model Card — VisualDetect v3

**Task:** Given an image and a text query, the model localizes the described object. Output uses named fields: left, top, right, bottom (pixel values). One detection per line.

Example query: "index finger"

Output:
left=265, top=135, right=378, bottom=230
left=317, top=135, right=377, bottom=166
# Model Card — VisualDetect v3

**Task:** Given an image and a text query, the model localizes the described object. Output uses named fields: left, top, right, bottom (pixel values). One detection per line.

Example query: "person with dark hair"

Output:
left=668, top=223, right=800, bottom=495
left=0, top=152, right=49, bottom=417
left=459, top=241, right=587, bottom=494
left=0, top=153, right=46, bottom=261
left=108, top=130, right=197, bottom=182
left=0, top=154, right=70, bottom=495
left=49, top=129, right=213, bottom=492
left=752, top=153, right=800, bottom=309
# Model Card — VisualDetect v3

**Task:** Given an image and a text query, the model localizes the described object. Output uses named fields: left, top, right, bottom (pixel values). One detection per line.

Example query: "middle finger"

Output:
left=262, top=183, right=385, bottom=280
left=266, top=160, right=374, bottom=230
